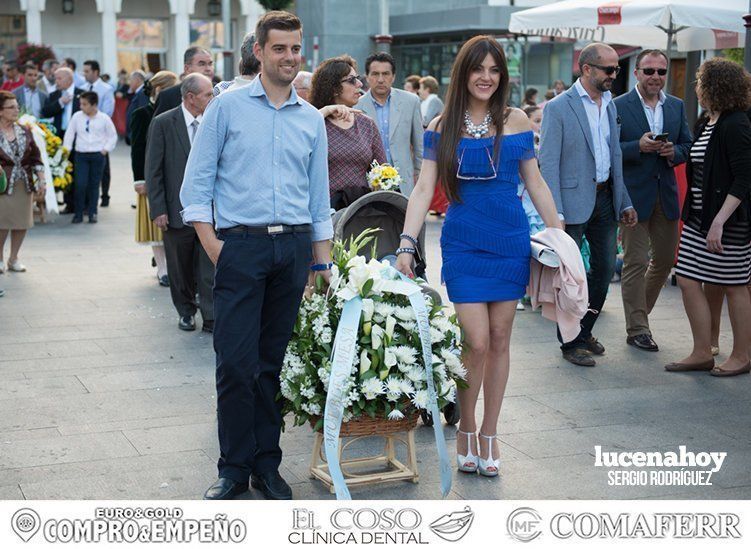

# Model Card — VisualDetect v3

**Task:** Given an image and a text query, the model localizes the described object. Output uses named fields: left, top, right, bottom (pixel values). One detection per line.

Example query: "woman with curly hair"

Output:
left=667, top=58, right=751, bottom=377
left=309, top=55, right=386, bottom=210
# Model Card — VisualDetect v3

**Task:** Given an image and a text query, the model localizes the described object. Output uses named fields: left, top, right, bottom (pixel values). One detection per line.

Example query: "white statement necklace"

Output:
left=464, top=110, right=492, bottom=139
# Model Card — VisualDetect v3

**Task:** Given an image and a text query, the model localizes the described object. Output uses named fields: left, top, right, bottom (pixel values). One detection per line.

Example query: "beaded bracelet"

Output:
left=399, top=233, right=419, bottom=248
left=396, top=247, right=416, bottom=256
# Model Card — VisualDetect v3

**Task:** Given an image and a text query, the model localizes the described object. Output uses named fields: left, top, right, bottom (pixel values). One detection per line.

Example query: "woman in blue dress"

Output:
left=396, top=36, right=562, bottom=477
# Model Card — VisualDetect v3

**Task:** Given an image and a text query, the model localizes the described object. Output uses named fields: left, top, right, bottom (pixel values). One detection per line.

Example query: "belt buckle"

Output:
left=267, top=225, right=284, bottom=235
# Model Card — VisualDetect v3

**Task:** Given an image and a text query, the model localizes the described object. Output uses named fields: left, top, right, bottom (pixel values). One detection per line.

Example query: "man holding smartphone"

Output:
left=614, top=49, right=693, bottom=352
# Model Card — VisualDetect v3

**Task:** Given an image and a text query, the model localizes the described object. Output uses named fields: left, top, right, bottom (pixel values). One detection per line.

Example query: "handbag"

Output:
left=0, top=169, right=7, bottom=194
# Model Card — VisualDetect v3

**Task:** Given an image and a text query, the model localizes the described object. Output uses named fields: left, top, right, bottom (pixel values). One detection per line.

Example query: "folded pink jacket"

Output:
left=528, top=228, right=589, bottom=343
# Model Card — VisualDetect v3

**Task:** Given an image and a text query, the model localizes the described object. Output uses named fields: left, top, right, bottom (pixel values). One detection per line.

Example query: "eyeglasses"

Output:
left=588, top=64, right=621, bottom=76
left=638, top=68, right=668, bottom=76
left=340, top=75, right=362, bottom=86
left=456, top=146, right=497, bottom=181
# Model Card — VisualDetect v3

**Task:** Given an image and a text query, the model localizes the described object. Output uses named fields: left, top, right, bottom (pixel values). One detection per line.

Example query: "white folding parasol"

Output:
left=505, top=0, right=746, bottom=52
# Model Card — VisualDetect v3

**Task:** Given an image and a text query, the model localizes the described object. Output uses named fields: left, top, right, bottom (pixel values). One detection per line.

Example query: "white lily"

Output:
left=371, top=324, right=384, bottom=350
left=359, top=350, right=371, bottom=375
left=361, top=299, right=374, bottom=321
left=384, top=348, right=397, bottom=367
left=385, top=315, right=397, bottom=340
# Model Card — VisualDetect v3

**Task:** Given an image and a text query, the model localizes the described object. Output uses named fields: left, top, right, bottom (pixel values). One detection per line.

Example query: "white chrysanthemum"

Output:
left=345, top=388, right=360, bottom=407
left=406, top=367, right=425, bottom=383
left=391, top=345, right=417, bottom=364
left=320, top=327, right=332, bottom=344
left=399, top=320, right=416, bottom=332
left=430, top=315, right=453, bottom=333
left=280, top=379, right=294, bottom=400
left=430, top=327, right=446, bottom=343
left=361, top=377, right=385, bottom=400
left=411, top=389, right=429, bottom=409
left=396, top=361, right=411, bottom=373
left=400, top=379, right=415, bottom=396
left=386, top=392, right=401, bottom=402
left=388, top=409, right=405, bottom=420
left=374, top=301, right=395, bottom=318
left=385, top=376, right=403, bottom=395
left=393, top=306, right=415, bottom=321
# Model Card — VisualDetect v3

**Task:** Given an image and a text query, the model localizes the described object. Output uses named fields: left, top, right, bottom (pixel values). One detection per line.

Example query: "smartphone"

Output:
left=652, top=133, right=669, bottom=142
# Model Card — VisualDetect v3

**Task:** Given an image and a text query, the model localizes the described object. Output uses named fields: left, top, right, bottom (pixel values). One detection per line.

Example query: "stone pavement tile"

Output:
left=0, top=484, right=24, bottom=499
left=122, top=423, right=217, bottom=455
left=291, top=477, right=463, bottom=501
left=0, top=376, right=88, bottom=400
left=2, top=340, right=106, bottom=361
left=0, top=450, right=211, bottom=490
left=0, top=428, right=61, bottom=443
left=0, top=298, right=100, bottom=317
left=77, top=364, right=213, bottom=393
left=93, top=334, right=210, bottom=355
left=0, top=431, right=139, bottom=470
left=22, top=309, right=171, bottom=329
left=0, top=388, right=216, bottom=432
left=20, top=462, right=216, bottom=500
left=57, top=413, right=217, bottom=436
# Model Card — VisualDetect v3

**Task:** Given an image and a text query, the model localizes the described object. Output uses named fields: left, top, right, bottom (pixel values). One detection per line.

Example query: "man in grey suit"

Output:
left=357, top=52, right=423, bottom=196
left=13, top=62, right=47, bottom=119
left=615, top=50, right=692, bottom=353
left=145, top=74, right=215, bottom=333
left=539, top=43, right=638, bottom=367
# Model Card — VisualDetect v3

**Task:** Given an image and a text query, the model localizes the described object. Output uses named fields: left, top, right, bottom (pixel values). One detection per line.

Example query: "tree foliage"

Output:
left=258, top=0, right=294, bottom=11
left=16, top=43, right=56, bottom=68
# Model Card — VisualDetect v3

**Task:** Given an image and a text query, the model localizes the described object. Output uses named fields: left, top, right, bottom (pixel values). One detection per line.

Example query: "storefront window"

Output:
left=0, top=15, right=26, bottom=62
left=117, top=18, right=167, bottom=73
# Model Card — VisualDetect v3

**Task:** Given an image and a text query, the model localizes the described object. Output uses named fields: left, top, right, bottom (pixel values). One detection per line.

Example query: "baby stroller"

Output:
left=332, top=190, right=461, bottom=427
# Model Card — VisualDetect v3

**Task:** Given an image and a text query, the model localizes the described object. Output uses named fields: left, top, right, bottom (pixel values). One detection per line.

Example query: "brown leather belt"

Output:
left=596, top=180, right=612, bottom=192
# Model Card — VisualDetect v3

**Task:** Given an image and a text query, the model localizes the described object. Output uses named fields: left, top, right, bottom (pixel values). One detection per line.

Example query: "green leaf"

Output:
left=315, top=274, right=324, bottom=291
left=361, top=278, right=374, bottom=296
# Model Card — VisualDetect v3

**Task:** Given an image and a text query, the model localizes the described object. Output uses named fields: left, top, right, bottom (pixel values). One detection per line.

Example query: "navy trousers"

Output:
left=73, top=152, right=105, bottom=218
left=559, top=186, right=619, bottom=350
left=213, top=230, right=312, bottom=482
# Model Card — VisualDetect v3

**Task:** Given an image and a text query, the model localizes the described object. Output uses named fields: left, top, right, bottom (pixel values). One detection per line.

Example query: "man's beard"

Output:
left=596, top=79, right=614, bottom=92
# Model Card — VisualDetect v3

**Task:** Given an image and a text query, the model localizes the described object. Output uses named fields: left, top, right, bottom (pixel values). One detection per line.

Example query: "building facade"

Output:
left=2, top=0, right=264, bottom=76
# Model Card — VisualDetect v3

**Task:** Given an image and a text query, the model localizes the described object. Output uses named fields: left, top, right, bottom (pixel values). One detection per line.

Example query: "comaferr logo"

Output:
left=597, top=5, right=623, bottom=25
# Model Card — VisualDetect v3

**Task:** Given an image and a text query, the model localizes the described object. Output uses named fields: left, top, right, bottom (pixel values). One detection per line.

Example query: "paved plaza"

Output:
left=0, top=146, right=749, bottom=501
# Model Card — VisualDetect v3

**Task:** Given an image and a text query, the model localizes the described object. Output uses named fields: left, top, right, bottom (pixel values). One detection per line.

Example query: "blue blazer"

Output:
left=539, top=85, right=633, bottom=225
left=614, top=88, right=692, bottom=221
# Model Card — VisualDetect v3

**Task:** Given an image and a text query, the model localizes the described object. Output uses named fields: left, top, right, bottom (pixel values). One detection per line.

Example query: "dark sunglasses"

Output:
left=639, top=68, right=668, bottom=76
left=340, top=75, right=362, bottom=86
left=588, top=64, right=621, bottom=76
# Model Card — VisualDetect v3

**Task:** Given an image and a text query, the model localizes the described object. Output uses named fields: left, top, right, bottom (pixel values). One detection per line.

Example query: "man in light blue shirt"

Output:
left=13, top=63, right=47, bottom=119
left=539, top=42, right=636, bottom=367
left=181, top=11, right=333, bottom=502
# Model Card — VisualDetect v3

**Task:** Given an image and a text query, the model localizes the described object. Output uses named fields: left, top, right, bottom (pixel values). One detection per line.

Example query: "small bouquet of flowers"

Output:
left=18, top=114, right=72, bottom=192
left=280, top=229, right=466, bottom=430
left=367, top=161, right=402, bottom=192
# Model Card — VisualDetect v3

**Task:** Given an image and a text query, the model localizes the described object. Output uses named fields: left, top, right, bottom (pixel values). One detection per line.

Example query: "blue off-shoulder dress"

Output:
left=425, top=130, right=536, bottom=303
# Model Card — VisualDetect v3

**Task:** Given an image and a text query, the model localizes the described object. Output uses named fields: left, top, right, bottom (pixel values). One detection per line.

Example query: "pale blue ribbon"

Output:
left=323, top=266, right=452, bottom=499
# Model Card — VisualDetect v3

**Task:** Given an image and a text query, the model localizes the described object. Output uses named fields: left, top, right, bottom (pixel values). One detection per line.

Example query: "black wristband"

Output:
left=399, top=233, right=419, bottom=248
left=396, top=247, right=416, bottom=256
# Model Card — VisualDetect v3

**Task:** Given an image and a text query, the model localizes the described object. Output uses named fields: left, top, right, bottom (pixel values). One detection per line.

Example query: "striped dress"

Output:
left=675, top=123, right=751, bottom=285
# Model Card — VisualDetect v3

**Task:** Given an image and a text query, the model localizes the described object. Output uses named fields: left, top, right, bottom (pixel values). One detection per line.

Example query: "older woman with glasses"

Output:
left=309, top=55, right=386, bottom=211
left=0, top=90, right=45, bottom=276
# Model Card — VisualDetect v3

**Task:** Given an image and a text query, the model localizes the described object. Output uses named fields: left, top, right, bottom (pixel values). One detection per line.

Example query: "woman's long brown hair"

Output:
left=436, top=36, right=510, bottom=203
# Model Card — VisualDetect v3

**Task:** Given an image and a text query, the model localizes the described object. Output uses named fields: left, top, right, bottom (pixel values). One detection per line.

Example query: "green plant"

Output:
left=722, top=48, right=744, bottom=66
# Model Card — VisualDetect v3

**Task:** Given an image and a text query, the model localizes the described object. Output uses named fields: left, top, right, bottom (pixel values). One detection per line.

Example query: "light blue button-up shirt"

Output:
left=179, top=75, right=333, bottom=242
left=635, top=84, right=665, bottom=136
left=574, top=78, right=612, bottom=183
left=22, top=86, right=43, bottom=118
left=86, top=78, right=115, bottom=117
left=373, top=94, right=392, bottom=163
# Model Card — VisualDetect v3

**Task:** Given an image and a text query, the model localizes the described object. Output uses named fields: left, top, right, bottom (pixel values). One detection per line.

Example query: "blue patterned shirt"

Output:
left=373, top=94, right=392, bottom=163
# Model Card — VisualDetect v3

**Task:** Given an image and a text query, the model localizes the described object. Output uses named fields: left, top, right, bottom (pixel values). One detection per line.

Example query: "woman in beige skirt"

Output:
left=130, top=71, right=177, bottom=287
left=0, top=90, right=45, bottom=277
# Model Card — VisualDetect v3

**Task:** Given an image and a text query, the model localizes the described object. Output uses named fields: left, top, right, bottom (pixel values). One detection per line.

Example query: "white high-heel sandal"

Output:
left=456, top=429, right=478, bottom=473
left=478, top=433, right=500, bottom=477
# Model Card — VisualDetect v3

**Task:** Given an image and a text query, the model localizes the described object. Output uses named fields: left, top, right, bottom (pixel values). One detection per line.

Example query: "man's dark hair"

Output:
left=255, top=11, right=302, bottom=48
left=365, top=52, right=395, bottom=75
left=184, top=47, right=210, bottom=66
left=239, top=34, right=261, bottom=76
left=83, top=60, right=100, bottom=74
left=63, top=57, right=76, bottom=70
left=635, top=49, right=668, bottom=69
left=21, top=61, right=37, bottom=72
left=80, top=91, right=98, bottom=105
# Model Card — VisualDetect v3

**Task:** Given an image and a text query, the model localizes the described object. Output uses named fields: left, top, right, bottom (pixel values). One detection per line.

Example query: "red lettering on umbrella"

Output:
left=712, top=29, right=739, bottom=49
left=597, top=5, right=622, bottom=25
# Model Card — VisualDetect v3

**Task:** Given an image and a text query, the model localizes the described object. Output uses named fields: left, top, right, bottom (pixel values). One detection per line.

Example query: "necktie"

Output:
left=88, top=83, right=94, bottom=92
left=190, top=120, right=199, bottom=145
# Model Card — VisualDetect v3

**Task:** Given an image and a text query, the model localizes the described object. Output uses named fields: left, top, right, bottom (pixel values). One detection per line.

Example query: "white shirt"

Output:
left=181, top=104, right=203, bottom=145
left=85, top=77, right=115, bottom=117
left=634, top=84, right=666, bottom=136
left=63, top=110, right=118, bottom=153
left=574, top=78, right=612, bottom=183
left=59, top=83, right=76, bottom=131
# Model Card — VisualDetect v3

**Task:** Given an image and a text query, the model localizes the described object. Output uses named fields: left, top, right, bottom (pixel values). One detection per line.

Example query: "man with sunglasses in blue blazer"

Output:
left=614, top=49, right=692, bottom=353
left=540, top=43, right=637, bottom=367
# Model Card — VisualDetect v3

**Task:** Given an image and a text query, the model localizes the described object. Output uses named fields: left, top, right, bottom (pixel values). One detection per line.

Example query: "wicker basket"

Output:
left=310, top=408, right=419, bottom=437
